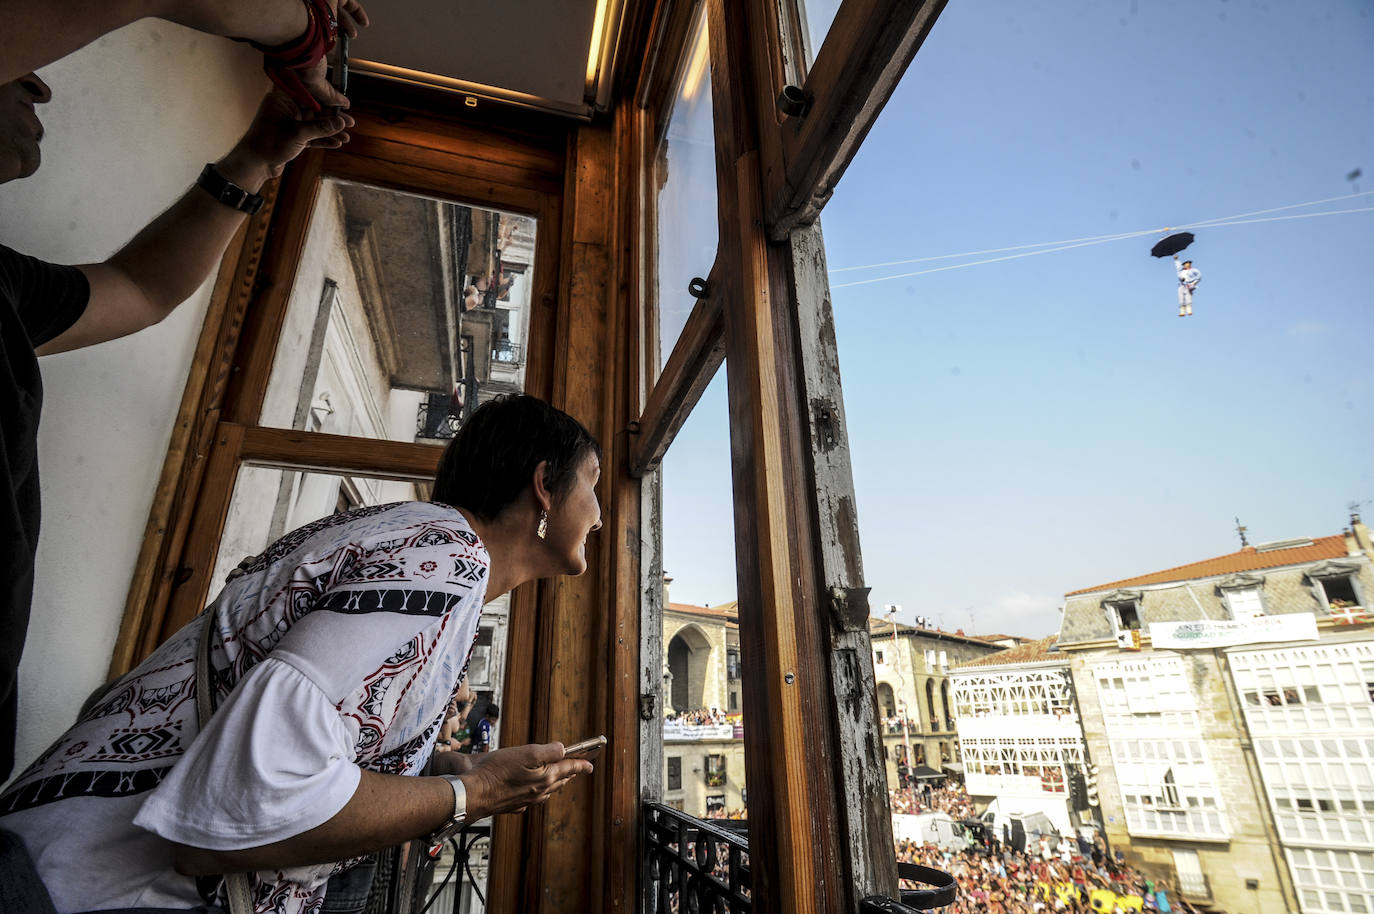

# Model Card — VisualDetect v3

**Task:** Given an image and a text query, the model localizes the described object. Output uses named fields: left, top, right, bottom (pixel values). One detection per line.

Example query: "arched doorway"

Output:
left=666, top=624, right=712, bottom=713
left=878, top=682, right=897, bottom=719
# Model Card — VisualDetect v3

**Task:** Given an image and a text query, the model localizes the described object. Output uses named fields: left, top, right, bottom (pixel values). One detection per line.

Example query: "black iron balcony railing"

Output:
left=642, top=803, right=956, bottom=913
left=417, top=391, right=464, bottom=440
left=645, top=803, right=751, bottom=913
left=491, top=339, right=522, bottom=365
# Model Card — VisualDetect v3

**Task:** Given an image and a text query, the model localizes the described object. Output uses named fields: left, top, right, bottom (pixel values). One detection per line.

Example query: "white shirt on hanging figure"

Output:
left=1175, top=255, right=1201, bottom=316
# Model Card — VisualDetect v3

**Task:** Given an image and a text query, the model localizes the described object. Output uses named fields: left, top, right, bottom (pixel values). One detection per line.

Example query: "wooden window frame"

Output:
left=113, top=102, right=568, bottom=662
left=109, top=87, right=650, bottom=911
left=104, top=0, right=956, bottom=904
left=630, top=0, right=950, bottom=468
left=624, top=0, right=955, bottom=909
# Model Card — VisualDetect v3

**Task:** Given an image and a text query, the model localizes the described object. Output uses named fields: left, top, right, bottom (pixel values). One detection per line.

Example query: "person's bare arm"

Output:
left=1, top=0, right=368, bottom=106
left=1, top=1, right=298, bottom=87
left=36, top=92, right=352, bottom=356
left=171, top=742, right=591, bottom=875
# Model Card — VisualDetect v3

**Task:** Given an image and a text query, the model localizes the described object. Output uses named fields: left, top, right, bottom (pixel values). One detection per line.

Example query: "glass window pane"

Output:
left=654, top=7, right=717, bottom=369
left=798, top=0, right=843, bottom=67
left=210, top=464, right=427, bottom=588
left=660, top=373, right=743, bottom=821
left=260, top=178, right=537, bottom=444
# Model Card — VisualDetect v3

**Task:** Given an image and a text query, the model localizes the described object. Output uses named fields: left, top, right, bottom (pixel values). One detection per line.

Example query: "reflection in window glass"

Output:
left=260, top=178, right=536, bottom=445
left=654, top=7, right=717, bottom=368
left=210, top=465, right=423, bottom=589
left=660, top=373, right=744, bottom=821
left=798, top=0, right=842, bottom=67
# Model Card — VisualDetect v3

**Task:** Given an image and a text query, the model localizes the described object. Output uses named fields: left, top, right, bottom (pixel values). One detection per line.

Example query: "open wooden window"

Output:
left=108, top=0, right=954, bottom=907
left=632, top=0, right=956, bottom=908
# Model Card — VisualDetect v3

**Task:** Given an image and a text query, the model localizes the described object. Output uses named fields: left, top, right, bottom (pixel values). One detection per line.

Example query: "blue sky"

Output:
left=662, top=0, right=1374, bottom=639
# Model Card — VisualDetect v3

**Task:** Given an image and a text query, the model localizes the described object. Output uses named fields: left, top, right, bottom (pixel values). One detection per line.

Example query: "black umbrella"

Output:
left=1150, top=231, right=1195, bottom=258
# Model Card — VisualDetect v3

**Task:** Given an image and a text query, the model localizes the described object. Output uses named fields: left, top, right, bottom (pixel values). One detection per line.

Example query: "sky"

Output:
left=660, top=0, right=1374, bottom=639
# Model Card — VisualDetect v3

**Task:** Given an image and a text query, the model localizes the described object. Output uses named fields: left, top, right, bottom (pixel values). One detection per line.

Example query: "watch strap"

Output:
left=196, top=163, right=265, bottom=216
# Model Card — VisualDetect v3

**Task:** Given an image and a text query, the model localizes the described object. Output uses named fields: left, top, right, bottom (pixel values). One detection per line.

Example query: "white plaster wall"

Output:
left=0, top=23, right=267, bottom=777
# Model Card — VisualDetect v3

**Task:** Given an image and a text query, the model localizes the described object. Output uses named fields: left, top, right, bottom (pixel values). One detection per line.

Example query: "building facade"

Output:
left=662, top=602, right=746, bottom=817
left=869, top=617, right=1007, bottom=787
left=1057, top=518, right=1374, bottom=914
left=950, top=637, right=1089, bottom=835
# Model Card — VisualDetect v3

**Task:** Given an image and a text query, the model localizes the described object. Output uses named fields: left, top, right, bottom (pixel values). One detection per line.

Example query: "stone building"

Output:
left=950, top=636, right=1090, bottom=836
left=662, top=602, right=745, bottom=817
left=868, top=616, right=1008, bottom=787
left=1057, top=517, right=1374, bottom=914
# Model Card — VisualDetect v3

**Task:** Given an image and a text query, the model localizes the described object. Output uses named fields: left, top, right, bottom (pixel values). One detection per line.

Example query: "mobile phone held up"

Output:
left=563, top=735, right=607, bottom=762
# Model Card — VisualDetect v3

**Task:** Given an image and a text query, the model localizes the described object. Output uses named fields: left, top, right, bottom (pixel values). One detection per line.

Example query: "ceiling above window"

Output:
left=347, top=0, right=627, bottom=118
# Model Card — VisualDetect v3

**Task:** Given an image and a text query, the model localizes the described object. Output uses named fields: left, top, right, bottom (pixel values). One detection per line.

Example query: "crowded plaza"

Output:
left=893, top=782, right=1182, bottom=914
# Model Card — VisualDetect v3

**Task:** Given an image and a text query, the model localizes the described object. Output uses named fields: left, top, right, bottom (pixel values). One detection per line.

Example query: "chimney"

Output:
left=663, top=572, right=673, bottom=606
left=1350, top=512, right=1374, bottom=557
left=1345, top=528, right=1360, bottom=557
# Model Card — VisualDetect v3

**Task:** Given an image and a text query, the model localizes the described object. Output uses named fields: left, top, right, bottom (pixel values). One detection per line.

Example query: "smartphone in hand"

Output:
left=563, top=735, right=607, bottom=762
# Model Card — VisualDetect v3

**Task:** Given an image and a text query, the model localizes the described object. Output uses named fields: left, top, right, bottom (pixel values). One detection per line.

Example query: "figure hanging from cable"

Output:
left=1150, top=231, right=1200, bottom=317
left=1174, top=254, right=1200, bottom=316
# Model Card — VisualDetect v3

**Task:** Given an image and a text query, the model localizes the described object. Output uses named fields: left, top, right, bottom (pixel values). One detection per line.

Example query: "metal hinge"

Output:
left=828, top=585, right=872, bottom=631
left=812, top=397, right=839, bottom=452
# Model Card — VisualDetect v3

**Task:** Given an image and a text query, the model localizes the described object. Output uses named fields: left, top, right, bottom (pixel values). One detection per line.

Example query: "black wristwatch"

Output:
left=196, top=163, right=265, bottom=215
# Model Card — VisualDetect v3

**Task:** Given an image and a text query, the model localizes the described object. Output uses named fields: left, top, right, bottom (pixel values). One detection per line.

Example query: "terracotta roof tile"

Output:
left=953, top=635, right=1061, bottom=670
left=667, top=602, right=739, bottom=620
left=1067, top=535, right=1350, bottom=595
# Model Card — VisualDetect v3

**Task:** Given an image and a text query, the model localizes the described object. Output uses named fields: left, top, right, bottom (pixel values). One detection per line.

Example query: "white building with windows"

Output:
left=1229, top=640, right=1374, bottom=914
left=950, top=636, right=1088, bottom=835
left=1057, top=516, right=1374, bottom=914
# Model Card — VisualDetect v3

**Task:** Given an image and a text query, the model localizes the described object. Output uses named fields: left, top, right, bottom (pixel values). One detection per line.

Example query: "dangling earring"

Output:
left=536, top=509, right=548, bottom=540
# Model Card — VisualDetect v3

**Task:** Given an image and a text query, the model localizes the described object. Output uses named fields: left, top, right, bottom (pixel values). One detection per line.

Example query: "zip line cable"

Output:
left=828, top=190, right=1374, bottom=274
left=832, top=235, right=1150, bottom=288
left=1177, top=189, right=1374, bottom=230
left=826, top=227, right=1162, bottom=273
left=828, top=191, right=1374, bottom=289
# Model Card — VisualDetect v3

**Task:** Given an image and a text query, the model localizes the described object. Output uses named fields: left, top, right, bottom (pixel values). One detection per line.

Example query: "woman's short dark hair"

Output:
left=432, top=394, right=602, bottom=521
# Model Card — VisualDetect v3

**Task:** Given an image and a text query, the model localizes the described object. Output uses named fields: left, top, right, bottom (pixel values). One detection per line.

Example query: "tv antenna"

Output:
left=1234, top=516, right=1249, bottom=548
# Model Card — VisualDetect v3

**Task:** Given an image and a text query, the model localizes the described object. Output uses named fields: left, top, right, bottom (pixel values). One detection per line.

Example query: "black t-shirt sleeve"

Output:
left=0, top=243, right=90, bottom=347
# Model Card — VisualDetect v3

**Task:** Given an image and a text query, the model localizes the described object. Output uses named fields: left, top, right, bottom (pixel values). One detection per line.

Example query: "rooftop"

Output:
left=952, top=635, right=1062, bottom=670
left=1066, top=534, right=1351, bottom=595
left=866, top=617, right=1009, bottom=649
left=667, top=601, right=740, bottom=623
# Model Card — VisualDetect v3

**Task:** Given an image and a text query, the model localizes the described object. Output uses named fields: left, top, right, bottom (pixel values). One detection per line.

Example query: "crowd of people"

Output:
left=882, top=715, right=921, bottom=734
left=666, top=707, right=733, bottom=726
left=889, top=783, right=978, bottom=819
left=893, top=783, right=1178, bottom=914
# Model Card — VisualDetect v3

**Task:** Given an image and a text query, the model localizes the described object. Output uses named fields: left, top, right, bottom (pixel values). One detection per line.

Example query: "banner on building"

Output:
left=1149, top=613, right=1319, bottom=650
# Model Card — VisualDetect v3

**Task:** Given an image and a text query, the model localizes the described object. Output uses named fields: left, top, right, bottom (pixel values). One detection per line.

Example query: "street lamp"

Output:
left=884, top=603, right=915, bottom=806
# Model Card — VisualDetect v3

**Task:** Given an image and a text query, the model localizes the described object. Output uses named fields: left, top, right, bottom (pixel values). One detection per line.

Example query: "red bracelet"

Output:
left=253, top=0, right=338, bottom=112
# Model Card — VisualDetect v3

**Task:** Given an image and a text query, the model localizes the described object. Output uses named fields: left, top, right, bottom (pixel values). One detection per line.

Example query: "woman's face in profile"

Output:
left=545, top=453, right=602, bottom=575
